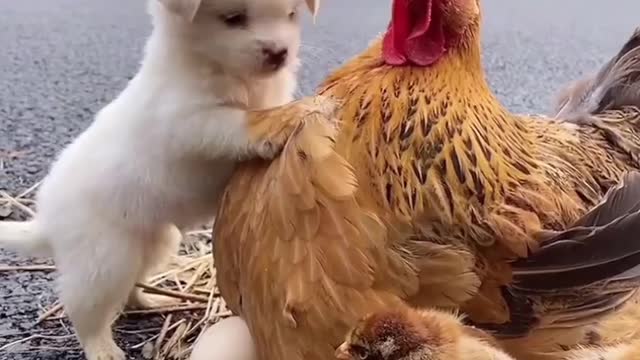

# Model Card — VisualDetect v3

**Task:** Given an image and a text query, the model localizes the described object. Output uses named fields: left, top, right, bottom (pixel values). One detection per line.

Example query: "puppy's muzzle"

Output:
left=262, top=47, right=288, bottom=71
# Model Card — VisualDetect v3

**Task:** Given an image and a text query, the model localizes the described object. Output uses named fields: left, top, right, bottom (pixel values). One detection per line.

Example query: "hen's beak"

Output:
left=334, top=342, right=351, bottom=359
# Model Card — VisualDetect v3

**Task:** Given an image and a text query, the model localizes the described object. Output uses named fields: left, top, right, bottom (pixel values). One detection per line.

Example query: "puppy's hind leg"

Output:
left=127, top=223, right=182, bottom=309
left=56, top=228, right=145, bottom=360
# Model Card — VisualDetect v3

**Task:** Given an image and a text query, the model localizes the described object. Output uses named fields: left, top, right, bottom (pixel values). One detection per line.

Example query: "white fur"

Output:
left=0, top=0, right=312, bottom=358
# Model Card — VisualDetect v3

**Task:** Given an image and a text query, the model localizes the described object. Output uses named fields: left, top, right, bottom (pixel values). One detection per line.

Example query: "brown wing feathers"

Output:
left=511, top=171, right=640, bottom=289
left=472, top=172, right=640, bottom=337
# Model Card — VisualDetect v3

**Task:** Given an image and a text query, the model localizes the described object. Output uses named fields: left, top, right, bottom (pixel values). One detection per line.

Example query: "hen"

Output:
left=212, top=0, right=640, bottom=359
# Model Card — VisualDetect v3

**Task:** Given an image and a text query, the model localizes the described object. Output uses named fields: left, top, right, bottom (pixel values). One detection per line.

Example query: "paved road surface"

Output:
left=1, top=0, right=639, bottom=359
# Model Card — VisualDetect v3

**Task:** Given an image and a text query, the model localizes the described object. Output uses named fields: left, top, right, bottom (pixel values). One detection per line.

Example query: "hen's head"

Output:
left=335, top=309, right=461, bottom=360
left=383, top=0, right=481, bottom=66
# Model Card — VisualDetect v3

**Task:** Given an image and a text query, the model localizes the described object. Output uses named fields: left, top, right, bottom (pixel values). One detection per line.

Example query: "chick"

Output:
left=334, top=306, right=514, bottom=360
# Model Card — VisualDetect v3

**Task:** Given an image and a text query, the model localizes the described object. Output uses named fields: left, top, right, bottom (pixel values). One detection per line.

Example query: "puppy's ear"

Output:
left=158, top=0, right=203, bottom=22
left=304, top=0, right=320, bottom=20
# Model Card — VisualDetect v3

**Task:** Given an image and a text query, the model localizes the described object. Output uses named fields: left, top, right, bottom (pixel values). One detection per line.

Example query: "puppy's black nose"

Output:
left=263, top=48, right=288, bottom=68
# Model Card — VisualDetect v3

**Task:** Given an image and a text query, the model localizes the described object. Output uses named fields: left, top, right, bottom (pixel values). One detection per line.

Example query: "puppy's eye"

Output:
left=221, top=12, right=248, bottom=27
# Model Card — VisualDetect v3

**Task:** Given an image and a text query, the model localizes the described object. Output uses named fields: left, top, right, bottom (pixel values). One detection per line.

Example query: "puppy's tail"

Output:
left=0, top=220, right=50, bottom=256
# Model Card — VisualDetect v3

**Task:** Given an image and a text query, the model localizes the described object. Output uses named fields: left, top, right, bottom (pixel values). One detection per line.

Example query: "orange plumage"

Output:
left=212, top=0, right=640, bottom=359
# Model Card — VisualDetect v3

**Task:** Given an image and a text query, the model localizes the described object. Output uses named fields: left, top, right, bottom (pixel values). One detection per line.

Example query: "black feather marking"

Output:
left=503, top=147, right=512, bottom=158
left=442, top=181, right=455, bottom=217
left=437, top=157, right=448, bottom=177
left=467, top=149, right=478, bottom=167
left=385, top=182, right=393, bottom=206
left=408, top=189, right=417, bottom=210
left=470, top=171, right=485, bottom=204
left=400, top=122, right=414, bottom=141
left=421, top=118, right=434, bottom=137
left=411, top=161, right=427, bottom=185
left=451, top=150, right=466, bottom=185
left=439, top=104, right=448, bottom=118
left=512, top=160, right=531, bottom=176
left=407, top=96, right=418, bottom=119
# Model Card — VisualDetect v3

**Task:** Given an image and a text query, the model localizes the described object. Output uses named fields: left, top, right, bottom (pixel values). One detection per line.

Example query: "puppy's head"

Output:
left=154, top=0, right=320, bottom=77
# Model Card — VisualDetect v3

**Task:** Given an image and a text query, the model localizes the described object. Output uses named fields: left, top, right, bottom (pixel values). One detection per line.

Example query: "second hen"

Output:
left=213, top=0, right=640, bottom=359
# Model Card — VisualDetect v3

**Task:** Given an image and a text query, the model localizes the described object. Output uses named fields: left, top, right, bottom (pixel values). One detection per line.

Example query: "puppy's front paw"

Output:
left=246, top=95, right=342, bottom=160
left=302, top=95, right=341, bottom=120
left=295, top=95, right=342, bottom=135
left=85, top=339, right=126, bottom=360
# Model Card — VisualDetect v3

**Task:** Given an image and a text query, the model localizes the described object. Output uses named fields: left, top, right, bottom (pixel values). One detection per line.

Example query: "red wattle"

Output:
left=382, top=22, right=406, bottom=65
left=382, top=0, right=411, bottom=65
left=406, top=0, right=445, bottom=66
left=382, top=0, right=447, bottom=66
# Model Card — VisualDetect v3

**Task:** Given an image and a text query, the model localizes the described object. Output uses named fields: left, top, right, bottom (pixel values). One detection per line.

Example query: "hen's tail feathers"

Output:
left=592, top=27, right=640, bottom=113
left=0, top=220, right=50, bottom=256
left=479, top=171, right=640, bottom=338
left=553, top=27, right=640, bottom=118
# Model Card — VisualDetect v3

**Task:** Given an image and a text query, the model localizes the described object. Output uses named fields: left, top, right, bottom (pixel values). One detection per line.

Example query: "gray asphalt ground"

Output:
left=1, top=0, right=639, bottom=359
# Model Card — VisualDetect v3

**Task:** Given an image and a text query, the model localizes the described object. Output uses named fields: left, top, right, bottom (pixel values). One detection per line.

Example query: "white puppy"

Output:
left=0, top=0, right=320, bottom=359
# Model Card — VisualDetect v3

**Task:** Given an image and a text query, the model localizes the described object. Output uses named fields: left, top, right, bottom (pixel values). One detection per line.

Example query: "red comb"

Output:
left=383, top=0, right=446, bottom=66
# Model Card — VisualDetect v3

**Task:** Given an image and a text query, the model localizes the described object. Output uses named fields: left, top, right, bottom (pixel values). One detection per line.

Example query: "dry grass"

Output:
left=0, top=184, right=228, bottom=359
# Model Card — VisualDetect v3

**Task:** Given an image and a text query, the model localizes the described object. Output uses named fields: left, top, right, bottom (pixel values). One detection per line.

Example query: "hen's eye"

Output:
left=221, top=12, right=248, bottom=27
